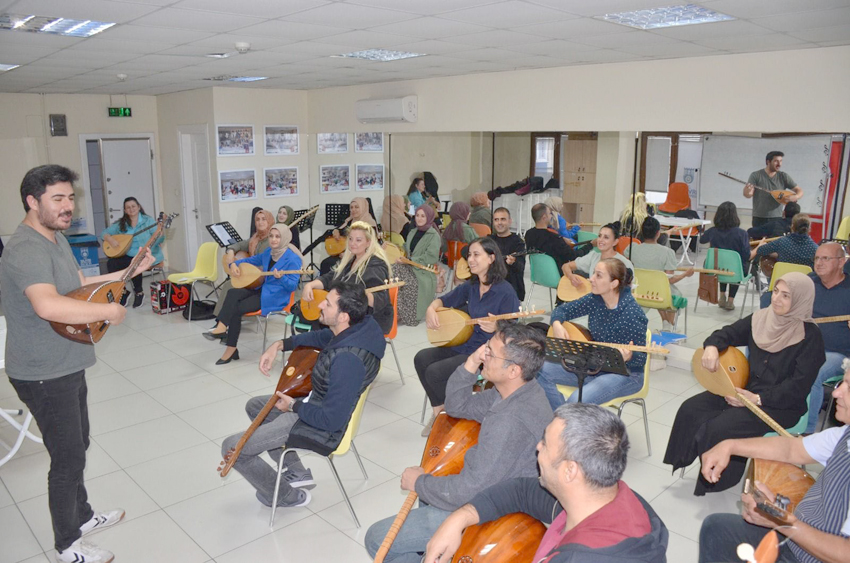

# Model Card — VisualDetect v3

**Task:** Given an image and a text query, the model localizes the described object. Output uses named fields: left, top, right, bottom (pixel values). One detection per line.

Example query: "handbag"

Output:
left=697, top=248, right=719, bottom=304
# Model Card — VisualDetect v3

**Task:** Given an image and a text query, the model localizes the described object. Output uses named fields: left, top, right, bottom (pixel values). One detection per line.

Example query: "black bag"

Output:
left=183, top=300, right=217, bottom=321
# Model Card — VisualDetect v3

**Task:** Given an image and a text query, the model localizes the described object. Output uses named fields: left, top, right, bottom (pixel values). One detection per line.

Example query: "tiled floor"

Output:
left=0, top=269, right=818, bottom=562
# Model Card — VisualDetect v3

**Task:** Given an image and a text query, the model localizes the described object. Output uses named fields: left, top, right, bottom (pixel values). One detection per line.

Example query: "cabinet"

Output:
left=562, top=139, right=597, bottom=205
left=563, top=203, right=594, bottom=224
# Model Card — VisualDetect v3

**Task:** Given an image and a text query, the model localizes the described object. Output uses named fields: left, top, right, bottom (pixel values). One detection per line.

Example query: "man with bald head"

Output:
left=803, top=242, right=850, bottom=432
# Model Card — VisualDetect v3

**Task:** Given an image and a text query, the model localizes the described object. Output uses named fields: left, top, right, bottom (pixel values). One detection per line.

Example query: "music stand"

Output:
left=325, top=203, right=350, bottom=229
left=544, top=337, right=628, bottom=403
left=206, top=222, right=242, bottom=248
left=293, top=208, right=319, bottom=275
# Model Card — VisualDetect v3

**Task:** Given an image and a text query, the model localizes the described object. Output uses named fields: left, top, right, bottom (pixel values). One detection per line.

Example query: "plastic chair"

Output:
left=658, top=182, right=691, bottom=215
left=767, top=262, right=813, bottom=292
left=633, top=268, right=688, bottom=335
left=764, top=394, right=811, bottom=437
left=244, top=291, right=296, bottom=350
left=386, top=232, right=406, bottom=248
left=819, top=375, right=844, bottom=431
left=0, top=408, right=43, bottom=468
left=525, top=253, right=561, bottom=312
left=168, top=242, right=219, bottom=321
left=694, top=248, right=755, bottom=319
left=556, top=329, right=654, bottom=454
left=445, top=240, right=467, bottom=292
left=576, top=231, right=598, bottom=244
left=270, top=385, right=373, bottom=528
left=385, top=286, right=405, bottom=385
left=836, top=215, right=850, bottom=240
left=615, top=237, right=641, bottom=254
left=471, top=223, right=491, bottom=237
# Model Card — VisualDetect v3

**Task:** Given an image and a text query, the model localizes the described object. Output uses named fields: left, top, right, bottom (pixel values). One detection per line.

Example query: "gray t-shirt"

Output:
left=1, top=224, right=96, bottom=380
left=748, top=169, right=797, bottom=219
left=628, top=243, right=683, bottom=297
left=575, top=250, right=633, bottom=277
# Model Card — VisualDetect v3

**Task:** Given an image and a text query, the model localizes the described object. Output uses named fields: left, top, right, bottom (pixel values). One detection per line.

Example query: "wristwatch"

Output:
left=755, top=394, right=762, bottom=406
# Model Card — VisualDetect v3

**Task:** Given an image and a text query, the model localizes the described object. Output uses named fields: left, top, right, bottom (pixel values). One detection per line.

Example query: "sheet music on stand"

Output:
left=291, top=208, right=316, bottom=233
left=325, top=203, right=350, bottom=229
left=544, top=337, right=628, bottom=403
left=206, top=222, right=242, bottom=247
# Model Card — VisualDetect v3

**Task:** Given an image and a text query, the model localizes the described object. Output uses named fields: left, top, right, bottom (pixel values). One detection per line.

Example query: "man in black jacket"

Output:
left=424, top=403, right=669, bottom=563
left=222, top=282, right=385, bottom=509
left=524, top=203, right=576, bottom=274
left=488, top=207, right=526, bottom=300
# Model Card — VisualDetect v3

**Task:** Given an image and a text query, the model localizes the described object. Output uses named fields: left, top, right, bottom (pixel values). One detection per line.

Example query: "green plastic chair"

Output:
left=526, top=253, right=561, bottom=312
left=576, top=231, right=597, bottom=244
left=695, top=248, right=755, bottom=319
left=765, top=393, right=810, bottom=437
left=282, top=313, right=312, bottom=340
left=819, top=375, right=844, bottom=431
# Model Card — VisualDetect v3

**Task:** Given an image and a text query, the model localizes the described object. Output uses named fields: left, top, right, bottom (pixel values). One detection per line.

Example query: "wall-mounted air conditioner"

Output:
left=355, top=95, right=417, bottom=124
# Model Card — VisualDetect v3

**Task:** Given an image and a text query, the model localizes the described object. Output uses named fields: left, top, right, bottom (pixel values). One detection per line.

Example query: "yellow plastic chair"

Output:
left=167, top=242, right=219, bottom=320
left=270, top=385, right=372, bottom=528
left=767, top=262, right=813, bottom=292
left=633, top=268, right=688, bottom=335
left=556, top=328, right=654, bottom=454
left=386, top=231, right=406, bottom=249
left=836, top=215, right=850, bottom=241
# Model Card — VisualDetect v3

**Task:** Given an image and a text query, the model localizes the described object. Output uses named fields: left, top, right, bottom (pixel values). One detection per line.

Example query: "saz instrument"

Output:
left=382, top=242, right=404, bottom=263
left=325, top=232, right=348, bottom=256
left=218, top=347, right=319, bottom=477
left=300, top=278, right=405, bottom=321
left=691, top=347, right=790, bottom=436
left=676, top=267, right=733, bottom=275
left=719, top=172, right=796, bottom=204
left=230, top=264, right=314, bottom=290
left=750, top=236, right=781, bottom=247
left=373, top=413, right=481, bottom=563
left=223, top=250, right=250, bottom=270
left=398, top=256, right=439, bottom=274
left=633, top=291, right=665, bottom=303
left=288, top=205, right=319, bottom=231
left=452, top=513, right=547, bottom=563
left=102, top=221, right=160, bottom=258
left=662, top=222, right=702, bottom=236
left=814, top=314, right=850, bottom=324
left=427, top=307, right=544, bottom=347
left=548, top=321, right=670, bottom=355
left=51, top=212, right=177, bottom=344
left=567, top=222, right=601, bottom=228
left=760, top=255, right=778, bottom=279
left=556, top=275, right=591, bottom=302
left=744, top=459, right=815, bottom=527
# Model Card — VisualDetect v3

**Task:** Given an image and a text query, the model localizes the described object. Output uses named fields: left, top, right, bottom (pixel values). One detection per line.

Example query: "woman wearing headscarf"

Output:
left=663, top=272, right=825, bottom=495
left=318, top=197, right=378, bottom=275
left=441, top=201, right=476, bottom=251
left=204, top=223, right=302, bottom=365
left=276, top=205, right=301, bottom=250
left=468, top=191, right=491, bottom=229
left=392, top=204, right=441, bottom=325
left=215, top=209, right=275, bottom=316
left=381, top=194, right=412, bottom=243
left=544, top=196, right=580, bottom=244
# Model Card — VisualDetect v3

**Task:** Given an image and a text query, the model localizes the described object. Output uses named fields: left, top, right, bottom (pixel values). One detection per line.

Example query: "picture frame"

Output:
left=356, top=164, right=384, bottom=191
left=217, top=124, right=254, bottom=156
left=355, top=132, right=383, bottom=153
left=317, top=133, right=348, bottom=154
left=219, top=169, right=257, bottom=202
left=264, top=167, right=298, bottom=198
left=320, top=164, right=351, bottom=193
left=264, top=125, right=299, bottom=155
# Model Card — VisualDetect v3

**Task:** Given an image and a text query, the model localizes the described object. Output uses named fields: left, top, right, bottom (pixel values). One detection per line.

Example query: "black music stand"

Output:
left=293, top=208, right=319, bottom=275
left=544, top=337, right=628, bottom=403
left=325, top=203, right=350, bottom=229
left=206, top=222, right=242, bottom=247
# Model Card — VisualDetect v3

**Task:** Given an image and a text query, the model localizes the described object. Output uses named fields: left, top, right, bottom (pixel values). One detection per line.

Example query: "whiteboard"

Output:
left=698, top=135, right=831, bottom=215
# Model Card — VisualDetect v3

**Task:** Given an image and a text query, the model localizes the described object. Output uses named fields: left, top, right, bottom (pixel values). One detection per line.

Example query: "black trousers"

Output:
left=415, top=347, right=466, bottom=406
left=217, top=287, right=262, bottom=347
left=719, top=283, right=739, bottom=298
left=106, top=254, right=142, bottom=293
left=10, top=371, right=94, bottom=552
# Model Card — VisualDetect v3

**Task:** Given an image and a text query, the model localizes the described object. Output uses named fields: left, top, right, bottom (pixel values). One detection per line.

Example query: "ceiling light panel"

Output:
left=0, top=63, right=20, bottom=71
left=334, top=48, right=426, bottom=61
left=595, top=4, right=735, bottom=30
left=0, top=14, right=115, bottom=36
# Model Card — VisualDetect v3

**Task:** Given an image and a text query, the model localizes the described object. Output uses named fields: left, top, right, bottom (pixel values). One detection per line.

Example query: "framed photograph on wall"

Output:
left=217, top=125, right=254, bottom=156
left=264, top=167, right=298, bottom=198
left=356, top=164, right=384, bottom=191
left=320, top=164, right=350, bottom=193
left=317, top=133, right=348, bottom=154
left=355, top=132, right=383, bottom=153
left=219, top=169, right=257, bottom=202
left=264, top=125, right=299, bottom=155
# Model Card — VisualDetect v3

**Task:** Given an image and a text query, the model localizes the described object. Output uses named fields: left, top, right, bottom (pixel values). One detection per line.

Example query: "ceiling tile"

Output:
left=66, top=37, right=175, bottom=54
left=441, top=1, right=578, bottom=28
left=788, top=23, right=850, bottom=43
left=694, top=32, right=810, bottom=51
left=270, top=41, right=347, bottom=56
left=647, top=19, right=775, bottom=41
left=699, top=0, right=850, bottom=19
left=367, top=16, right=492, bottom=38
left=386, top=38, right=478, bottom=55
left=234, top=19, right=349, bottom=40
left=130, top=7, right=264, bottom=32
left=171, top=0, right=330, bottom=18
left=316, top=30, right=412, bottom=48
left=449, top=29, right=548, bottom=47
left=0, top=44, right=59, bottom=64
left=98, top=24, right=214, bottom=44
left=525, top=0, right=664, bottom=18
left=506, top=38, right=605, bottom=56
left=516, top=17, right=632, bottom=39
left=181, top=33, right=297, bottom=51
left=0, top=30, right=84, bottom=47
left=447, top=47, right=531, bottom=61
left=572, top=48, right=647, bottom=64
left=345, top=0, right=497, bottom=16
left=281, top=3, right=418, bottom=28
left=571, top=31, right=683, bottom=49
left=753, top=7, right=850, bottom=32
left=623, top=42, right=721, bottom=58
left=6, top=0, right=160, bottom=23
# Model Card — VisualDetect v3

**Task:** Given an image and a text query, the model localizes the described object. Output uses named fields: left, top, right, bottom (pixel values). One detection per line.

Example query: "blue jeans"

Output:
left=364, top=503, right=452, bottom=563
left=806, top=351, right=847, bottom=433
left=536, top=360, right=643, bottom=408
left=10, top=371, right=94, bottom=552
left=699, top=513, right=799, bottom=563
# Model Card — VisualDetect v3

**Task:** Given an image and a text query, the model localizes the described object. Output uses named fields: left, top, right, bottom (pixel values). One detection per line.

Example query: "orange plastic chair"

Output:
left=244, top=291, right=296, bottom=350
left=385, top=286, right=404, bottom=385
left=471, top=223, right=491, bottom=237
left=445, top=240, right=467, bottom=269
left=658, top=182, right=691, bottom=214
left=615, top=237, right=641, bottom=254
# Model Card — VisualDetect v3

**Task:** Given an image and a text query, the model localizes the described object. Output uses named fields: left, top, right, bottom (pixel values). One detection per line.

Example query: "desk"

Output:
left=656, top=217, right=712, bottom=266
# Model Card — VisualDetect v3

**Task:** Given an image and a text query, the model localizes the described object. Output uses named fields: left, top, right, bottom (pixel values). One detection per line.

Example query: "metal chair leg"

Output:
left=350, top=441, right=368, bottom=480
left=739, top=282, right=749, bottom=320
left=524, top=283, right=535, bottom=312
left=421, top=394, right=428, bottom=423
left=389, top=339, right=404, bottom=384
left=548, top=287, right=553, bottom=312
left=269, top=448, right=288, bottom=527
left=327, top=457, right=360, bottom=528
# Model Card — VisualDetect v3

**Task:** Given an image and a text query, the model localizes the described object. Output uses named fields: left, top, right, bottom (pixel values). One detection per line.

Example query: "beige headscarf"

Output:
left=751, top=271, right=814, bottom=353
left=381, top=195, right=408, bottom=234
left=269, top=223, right=302, bottom=263
left=248, top=209, right=275, bottom=255
left=345, top=197, right=376, bottom=228
left=544, top=197, right=564, bottom=231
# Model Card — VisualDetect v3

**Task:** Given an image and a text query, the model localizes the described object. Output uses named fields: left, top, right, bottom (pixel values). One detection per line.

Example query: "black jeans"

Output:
left=699, top=513, right=800, bottom=563
left=414, top=347, right=466, bottom=406
left=719, top=283, right=739, bottom=298
left=10, top=371, right=94, bottom=552
left=106, top=254, right=142, bottom=294
left=217, top=287, right=262, bottom=347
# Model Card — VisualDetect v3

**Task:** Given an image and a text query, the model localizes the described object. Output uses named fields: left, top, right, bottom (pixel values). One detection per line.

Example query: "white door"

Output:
left=179, top=125, right=214, bottom=269
left=102, top=139, right=156, bottom=225
left=675, top=136, right=704, bottom=207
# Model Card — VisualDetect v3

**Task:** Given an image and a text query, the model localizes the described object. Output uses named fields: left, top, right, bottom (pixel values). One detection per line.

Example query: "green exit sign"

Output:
left=108, top=107, right=132, bottom=117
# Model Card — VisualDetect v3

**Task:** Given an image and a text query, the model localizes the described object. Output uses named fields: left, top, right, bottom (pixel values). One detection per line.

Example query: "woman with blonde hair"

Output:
left=619, top=192, right=657, bottom=240
left=544, top=196, right=580, bottom=244
left=316, top=197, right=378, bottom=275
left=301, top=220, right=394, bottom=333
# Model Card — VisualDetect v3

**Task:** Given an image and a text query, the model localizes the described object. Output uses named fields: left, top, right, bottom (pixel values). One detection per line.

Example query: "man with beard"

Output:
left=488, top=207, right=527, bottom=301
left=743, top=151, right=804, bottom=228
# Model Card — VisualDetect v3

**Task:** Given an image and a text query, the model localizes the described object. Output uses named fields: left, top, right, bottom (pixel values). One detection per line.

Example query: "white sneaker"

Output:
left=80, top=509, right=125, bottom=537
left=56, top=538, right=114, bottom=563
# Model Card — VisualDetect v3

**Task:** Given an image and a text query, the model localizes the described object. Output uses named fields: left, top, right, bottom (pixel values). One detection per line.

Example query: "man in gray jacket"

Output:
left=365, top=322, right=553, bottom=562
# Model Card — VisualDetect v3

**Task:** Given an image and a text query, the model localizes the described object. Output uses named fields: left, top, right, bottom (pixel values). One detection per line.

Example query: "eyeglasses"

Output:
left=484, top=345, right=515, bottom=365
left=813, top=256, right=844, bottom=262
